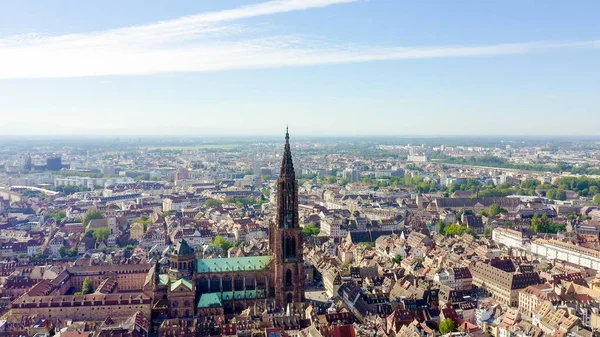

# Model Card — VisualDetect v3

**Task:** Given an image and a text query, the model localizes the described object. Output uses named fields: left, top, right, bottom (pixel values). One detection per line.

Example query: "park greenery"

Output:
left=440, top=223, right=478, bottom=238
left=135, top=215, right=152, bottom=225
left=58, top=245, right=67, bottom=257
left=82, top=209, right=105, bottom=227
left=340, top=163, right=600, bottom=202
left=54, top=247, right=79, bottom=258
left=134, top=215, right=152, bottom=231
left=531, top=214, right=566, bottom=234
left=92, top=227, right=111, bottom=243
left=431, top=154, right=600, bottom=175
left=434, top=154, right=558, bottom=172
left=82, top=277, right=95, bottom=295
left=204, top=197, right=266, bottom=208
left=439, top=318, right=456, bottom=334
left=478, top=204, right=508, bottom=217
left=204, top=199, right=223, bottom=207
left=53, top=185, right=91, bottom=195
left=224, top=197, right=259, bottom=206
left=212, top=235, right=233, bottom=254
left=48, top=210, right=66, bottom=223
left=301, top=223, right=320, bottom=237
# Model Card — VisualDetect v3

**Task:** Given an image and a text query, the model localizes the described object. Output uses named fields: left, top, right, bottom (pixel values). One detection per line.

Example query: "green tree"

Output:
left=134, top=215, right=152, bottom=227
left=439, top=318, right=456, bottom=334
left=546, top=188, right=567, bottom=201
left=541, top=213, right=549, bottom=226
left=82, top=277, right=94, bottom=295
left=392, top=255, right=403, bottom=264
left=83, top=209, right=105, bottom=227
left=69, top=248, right=78, bottom=257
left=261, top=188, right=271, bottom=197
left=531, top=213, right=539, bottom=232
left=58, top=245, right=67, bottom=257
left=302, top=223, right=320, bottom=237
left=48, top=210, right=66, bottom=222
left=224, top=197, right=256, bottom=207
left=212, top=236, right=233, bottom=253
left=488, top=204, right=501, bottom=217
left=437, top=220, right=445, bottom=235
left=594, top=194, right=600, bottom=204
left=483, top=227, right=490, bottom=238
left=92, top=227, right=111, bottom=243
left=204, top=199, right=223, bottom=207
left=444, top=224, right=478, bottom=238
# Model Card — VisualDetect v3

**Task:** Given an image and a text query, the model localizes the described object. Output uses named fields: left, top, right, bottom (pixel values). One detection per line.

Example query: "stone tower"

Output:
left=169, top=239, right=195, bottom=281
left=271, top=128, right=305, bottom=306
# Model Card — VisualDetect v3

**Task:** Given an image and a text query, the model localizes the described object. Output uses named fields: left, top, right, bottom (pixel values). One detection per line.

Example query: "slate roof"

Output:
left=174, top=239, right=193, bottom=256
left=348, top=230, right=400, bottom=243
left=453, top=267, right=472, bottom=280
left=196, top=255, right=272, bottom=273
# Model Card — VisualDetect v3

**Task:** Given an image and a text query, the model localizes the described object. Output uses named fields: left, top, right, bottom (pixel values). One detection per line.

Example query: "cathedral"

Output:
left=8, top=130, right=305, bottom=327
left=154, top=128, right=305, bottom=317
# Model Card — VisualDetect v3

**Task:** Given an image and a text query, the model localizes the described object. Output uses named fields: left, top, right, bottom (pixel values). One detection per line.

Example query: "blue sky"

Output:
left=0, top=0, right=598, bottom=136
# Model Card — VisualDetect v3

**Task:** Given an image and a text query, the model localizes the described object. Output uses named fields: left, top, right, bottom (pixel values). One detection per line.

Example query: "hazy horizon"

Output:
left=1, top=133, right=600, bottom=141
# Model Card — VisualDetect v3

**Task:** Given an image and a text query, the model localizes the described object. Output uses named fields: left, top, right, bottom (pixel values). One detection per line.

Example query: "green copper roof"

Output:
left=222, top=289, right=266, bottom=301
left=196, top=256, right=272, bottom=273
left=159, top=274, right=169, bottom=286
left=197, top=293, right=222, bottom=308
left=170, top=278, right=193, bottom=292
left=197, top=290, right=266, bottom=308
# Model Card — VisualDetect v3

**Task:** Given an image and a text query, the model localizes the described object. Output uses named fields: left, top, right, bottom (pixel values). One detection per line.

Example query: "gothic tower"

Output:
left=271, top=128, right=305, bottom=306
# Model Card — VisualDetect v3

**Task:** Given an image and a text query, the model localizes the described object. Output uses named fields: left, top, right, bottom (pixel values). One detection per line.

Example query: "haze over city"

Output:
left=1, top=0, right=599, bottom=136
left=5, top=2, right=600, bottom=337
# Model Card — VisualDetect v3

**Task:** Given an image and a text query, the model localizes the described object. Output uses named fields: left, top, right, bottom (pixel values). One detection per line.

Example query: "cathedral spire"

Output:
left=272, top=127, right=304, bottom=305
left=280, top=127, right=295, bottom=177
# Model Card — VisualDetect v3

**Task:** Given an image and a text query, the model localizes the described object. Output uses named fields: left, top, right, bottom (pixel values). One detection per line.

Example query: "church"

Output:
left=152, top=128, right=305, bottom=317
left=8, top=130, right=305, bottom=327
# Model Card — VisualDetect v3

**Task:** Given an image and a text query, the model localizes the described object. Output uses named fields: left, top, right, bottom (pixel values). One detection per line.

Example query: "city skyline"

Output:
left=1, top=0, right=599, bottom=136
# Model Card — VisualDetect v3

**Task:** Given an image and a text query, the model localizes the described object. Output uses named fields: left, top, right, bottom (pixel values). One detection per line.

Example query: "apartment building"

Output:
left=471, top=258, right=540, bottom=306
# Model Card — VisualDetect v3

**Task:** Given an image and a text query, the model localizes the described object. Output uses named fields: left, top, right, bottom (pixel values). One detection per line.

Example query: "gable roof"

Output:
left=174, top=239, right=193, bottom=256
left=158, top=274, right=169, bottom=286
left=170, top=278, right=193, bottom=292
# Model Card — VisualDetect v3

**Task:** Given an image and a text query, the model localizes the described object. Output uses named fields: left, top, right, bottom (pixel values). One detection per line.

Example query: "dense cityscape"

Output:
left=2, top=0, right=600, bottom=336
left=1, top=133, right=600, bottom=336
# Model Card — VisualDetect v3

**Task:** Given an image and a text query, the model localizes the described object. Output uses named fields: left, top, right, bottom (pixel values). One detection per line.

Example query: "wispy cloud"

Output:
left=0, top=0, right=598, bottom=79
